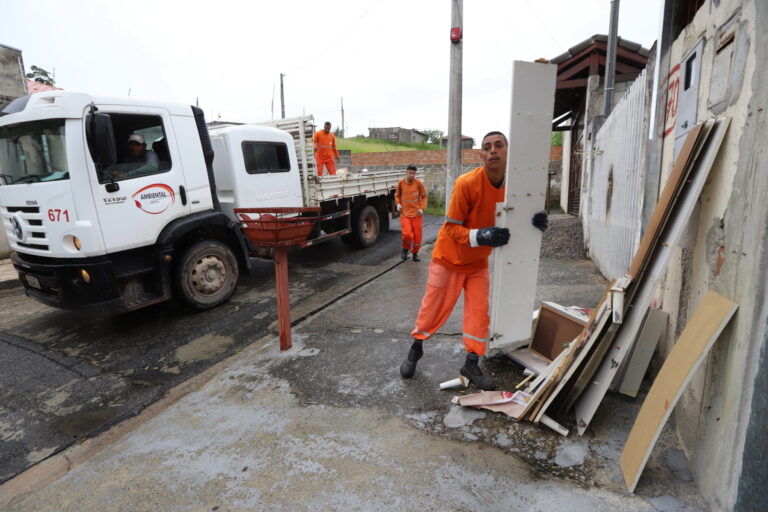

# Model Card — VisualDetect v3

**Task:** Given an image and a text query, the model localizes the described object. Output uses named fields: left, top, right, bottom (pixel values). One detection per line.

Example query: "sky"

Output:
left=1, top=0, right=660, bottom=145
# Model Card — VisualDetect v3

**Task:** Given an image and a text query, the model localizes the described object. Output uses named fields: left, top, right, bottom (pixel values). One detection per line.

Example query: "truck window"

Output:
left=0, top=119, right=68, bottom=186
left=100, top=114, right=171, bottom=183
left=242, top=141, right=291, bottom=174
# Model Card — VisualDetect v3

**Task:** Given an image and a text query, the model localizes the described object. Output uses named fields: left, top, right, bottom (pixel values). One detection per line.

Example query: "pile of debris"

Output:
left=455, top=117, right=738, bottom=491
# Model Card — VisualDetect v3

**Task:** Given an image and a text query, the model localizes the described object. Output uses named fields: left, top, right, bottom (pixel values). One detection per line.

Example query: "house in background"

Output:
left=367, top=127, right=427, bottom=144
left=440, top=134, right=474, bottom=149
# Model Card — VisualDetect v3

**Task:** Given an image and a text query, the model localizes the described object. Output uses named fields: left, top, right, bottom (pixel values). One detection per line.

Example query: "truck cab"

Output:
left=0, top=91, right=250, bottom=312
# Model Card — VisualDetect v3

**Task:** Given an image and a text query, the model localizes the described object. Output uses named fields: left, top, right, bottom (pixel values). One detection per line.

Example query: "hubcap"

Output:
left=189, top=255, right=227, bottom=295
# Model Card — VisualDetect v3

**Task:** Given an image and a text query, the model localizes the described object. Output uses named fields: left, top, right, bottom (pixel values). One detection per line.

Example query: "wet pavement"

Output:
left=0, top=217, right=708, bottom=511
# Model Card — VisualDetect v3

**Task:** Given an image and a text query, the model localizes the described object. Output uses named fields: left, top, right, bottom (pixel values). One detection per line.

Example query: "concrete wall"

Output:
left=0, top=44, right=26, bottom=258
left=367, top=127, right=426, bottom=144
left=650, top=1, right=765, bottom=509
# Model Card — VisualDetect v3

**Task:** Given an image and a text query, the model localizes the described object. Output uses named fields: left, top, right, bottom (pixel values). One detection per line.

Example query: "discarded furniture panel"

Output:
left=614, top=308, right=669, bottom=397
left=574, top=117, right=731, bottom=435
left=619, top=291, right=737, bottom=492
left=530, top=302, right=590, bottom=360
left=488, top=61, right=557, bottom=353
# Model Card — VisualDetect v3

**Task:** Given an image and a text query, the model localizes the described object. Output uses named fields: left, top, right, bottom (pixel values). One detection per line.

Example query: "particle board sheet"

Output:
left=615, top=309, right=668, bottom=397
left=619, top=291, right=737, bottom=492
left=488, top=61, right=557, bottom=353
left=529, top=303, right=589, bottom=361
left=574, top=117, right=731, bottom=436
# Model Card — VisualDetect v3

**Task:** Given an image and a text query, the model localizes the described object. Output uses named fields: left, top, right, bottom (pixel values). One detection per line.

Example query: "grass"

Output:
left=338, top=137, right=443, bottom=153
left=425, top=191, right=445, bottom=216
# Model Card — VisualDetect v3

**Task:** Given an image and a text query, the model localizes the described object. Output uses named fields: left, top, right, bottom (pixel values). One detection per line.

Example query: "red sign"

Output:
left=663, top=64, right=681, bottom=138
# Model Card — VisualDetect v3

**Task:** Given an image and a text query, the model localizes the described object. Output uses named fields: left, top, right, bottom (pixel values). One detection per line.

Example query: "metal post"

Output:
left=341, top=97, right=345, bottom=138
left=445, top=0, right=463, bottom=204
left=602, top=0, right=620, bottom=116
left=280, top=73, right=286, bottom=119
left=274, top=247, right=292, bottom=350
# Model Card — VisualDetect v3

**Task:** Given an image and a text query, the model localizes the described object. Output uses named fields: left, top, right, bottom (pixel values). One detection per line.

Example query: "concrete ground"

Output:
left=0, top=243, right=707, bottom=511
left=0, top=258, right=16, bottom=288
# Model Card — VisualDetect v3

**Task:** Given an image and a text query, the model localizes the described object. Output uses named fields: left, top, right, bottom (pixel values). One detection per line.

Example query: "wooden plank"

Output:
left=488, top=61, right=557, bottom=353
left=626, top=122, right=706, bottom=281
left=616, top=309, right=668, bottom=397
left=619, top=291, right=737, bottom=492
left=509, top=347, right=550, bottom=374
left=574, top=117, right=731, bottom=435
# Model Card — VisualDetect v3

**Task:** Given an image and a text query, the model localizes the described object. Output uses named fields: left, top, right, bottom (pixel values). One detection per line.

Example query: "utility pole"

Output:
left=445, top=0, right=463, bottom=205
left=280, top=73, right=286, bottom=119
left=602, top=0, right=620, bottom=116
left=340, top=97, right=345, bottom=138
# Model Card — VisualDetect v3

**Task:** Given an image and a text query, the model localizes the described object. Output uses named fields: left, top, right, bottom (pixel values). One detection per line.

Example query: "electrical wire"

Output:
left=523, top=0, right=566, bottom=52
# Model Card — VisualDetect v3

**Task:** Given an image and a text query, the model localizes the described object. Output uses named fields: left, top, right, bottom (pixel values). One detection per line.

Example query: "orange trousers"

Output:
left=400, top=215, right=422, bottom=253
left=315, top=155, right=336, bottom=176
left=410, top=261, right=489, bottom=355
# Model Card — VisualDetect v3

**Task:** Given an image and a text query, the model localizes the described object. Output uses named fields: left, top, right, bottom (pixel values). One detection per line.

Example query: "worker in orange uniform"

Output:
left=399, top=131, right=549, bottom=390
left=395, top=164, right=428, bottom=262
left=312, top=121, right=340, bottom=176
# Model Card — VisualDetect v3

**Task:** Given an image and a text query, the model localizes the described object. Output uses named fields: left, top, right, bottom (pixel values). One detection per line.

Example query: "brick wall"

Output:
left=351, top=147, right=563, bottom=202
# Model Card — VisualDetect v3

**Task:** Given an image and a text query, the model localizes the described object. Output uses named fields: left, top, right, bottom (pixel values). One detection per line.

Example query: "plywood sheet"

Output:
left=488, top=61, right=557, bottom=353
left=619, top=291, right=737, bottom=492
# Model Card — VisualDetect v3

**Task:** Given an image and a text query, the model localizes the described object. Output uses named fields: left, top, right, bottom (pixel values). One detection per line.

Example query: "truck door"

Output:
left=87, top=107, right=191, bottom=253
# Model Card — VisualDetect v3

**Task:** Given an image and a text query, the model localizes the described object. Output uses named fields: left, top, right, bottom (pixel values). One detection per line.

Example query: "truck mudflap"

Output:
left=10, top=247, right=172, bottom=312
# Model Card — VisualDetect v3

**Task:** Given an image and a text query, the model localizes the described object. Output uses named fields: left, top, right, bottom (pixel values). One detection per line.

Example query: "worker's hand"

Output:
left=532, top=211, right=548, bottom=232
left=396, top=204, right=403, bottom=212
left=472, top=227, right=510, bottom=247
left=417, top=209, right=424, bottom=216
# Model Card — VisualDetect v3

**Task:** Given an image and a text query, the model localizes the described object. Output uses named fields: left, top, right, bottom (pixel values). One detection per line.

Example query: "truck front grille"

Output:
left=1, top=205, right=50, bottom=253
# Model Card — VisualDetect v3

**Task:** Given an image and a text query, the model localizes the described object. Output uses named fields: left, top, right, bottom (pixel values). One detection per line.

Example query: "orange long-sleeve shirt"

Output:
left=431, top=166, right=505, bottom=273
left=395, top=178, right=427, bottom=218
left=313, top=130, right=339, bottom=159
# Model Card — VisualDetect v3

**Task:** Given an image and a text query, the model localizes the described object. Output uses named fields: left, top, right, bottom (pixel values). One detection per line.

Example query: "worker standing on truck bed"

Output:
left=395, top=164, right=428, bottom=261
left=399, top=131, right=549, bottom=390
left=312, top=121, right=340, bottom=176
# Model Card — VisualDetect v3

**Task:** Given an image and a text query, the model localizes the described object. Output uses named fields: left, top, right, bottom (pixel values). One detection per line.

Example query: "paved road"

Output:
left=0, top=215, right=444, bottom=484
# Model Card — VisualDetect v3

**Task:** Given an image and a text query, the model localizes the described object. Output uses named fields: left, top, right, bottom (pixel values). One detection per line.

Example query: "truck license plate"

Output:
left=25, top=274, right=41, bottom=290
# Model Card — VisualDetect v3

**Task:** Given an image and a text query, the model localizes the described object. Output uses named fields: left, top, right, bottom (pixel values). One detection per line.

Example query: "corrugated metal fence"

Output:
left=583, top=68, right=649, bottom=279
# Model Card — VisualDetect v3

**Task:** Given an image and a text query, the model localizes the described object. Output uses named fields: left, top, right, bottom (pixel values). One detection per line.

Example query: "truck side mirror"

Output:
left=85, top=112, right=117, bottom=168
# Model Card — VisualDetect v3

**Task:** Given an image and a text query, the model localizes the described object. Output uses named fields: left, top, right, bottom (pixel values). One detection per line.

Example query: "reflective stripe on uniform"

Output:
left=446, top=217, right=463, bottom=225
left=463, top=333, right=487, bottom=344
left=417, top=330, right=431, bottom=338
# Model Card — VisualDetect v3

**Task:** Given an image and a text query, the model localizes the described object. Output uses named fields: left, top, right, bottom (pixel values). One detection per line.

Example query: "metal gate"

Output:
left=583, top=68, right=649, bottom=279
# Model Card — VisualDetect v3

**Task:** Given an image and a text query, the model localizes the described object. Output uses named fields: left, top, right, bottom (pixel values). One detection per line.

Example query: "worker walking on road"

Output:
left=399, top=131, right=549, bottom=390
left=312, top=121, right=340, bottom=176
left=395, top=164, right=428, bottom=262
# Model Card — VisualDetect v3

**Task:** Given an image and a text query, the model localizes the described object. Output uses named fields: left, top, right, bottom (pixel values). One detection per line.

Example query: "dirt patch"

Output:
left=174, top=334, right=234, bottom=364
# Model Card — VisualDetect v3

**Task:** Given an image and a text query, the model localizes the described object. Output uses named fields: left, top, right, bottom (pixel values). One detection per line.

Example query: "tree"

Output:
left=26, top=65, right=55, bottom=87
left=421, top=129, right=444, bottom=145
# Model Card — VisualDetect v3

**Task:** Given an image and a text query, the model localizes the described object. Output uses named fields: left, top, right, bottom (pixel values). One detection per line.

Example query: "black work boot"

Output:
left=412, top=252, right=420, bottom=262
left=401, top=248, right=409, bottom=261
left=399, top=340, right=423, bottom=378
left=460, top=353, right=496, bottom=390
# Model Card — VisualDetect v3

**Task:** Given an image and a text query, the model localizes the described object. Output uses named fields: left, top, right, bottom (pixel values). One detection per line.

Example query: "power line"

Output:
left=289, top=0, right=380, bottom=74
left=523, top=0, right=565, bottom=52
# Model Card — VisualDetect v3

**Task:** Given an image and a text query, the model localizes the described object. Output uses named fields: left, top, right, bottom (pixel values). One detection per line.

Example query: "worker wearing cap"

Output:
left=399, top=131, right=549, bottom=390
left=312, top=121, right=340, bottom=176
left=395, top=164, right=427, bottom=261
left=123, top=133, right=159, bottom=177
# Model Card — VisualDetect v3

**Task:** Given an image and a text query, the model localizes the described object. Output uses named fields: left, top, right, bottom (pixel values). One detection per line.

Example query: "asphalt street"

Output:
left=0, top=215, right=444, bottom=484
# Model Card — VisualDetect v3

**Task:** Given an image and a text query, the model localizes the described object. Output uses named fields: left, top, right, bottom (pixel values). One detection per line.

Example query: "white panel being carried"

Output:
left=489, top=61, right=557, bottom=353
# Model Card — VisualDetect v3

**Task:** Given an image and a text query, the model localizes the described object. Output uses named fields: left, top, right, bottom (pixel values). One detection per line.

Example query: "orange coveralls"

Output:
left=312, top=130, right=339, bottom=176
left=410, top=166, right=504, bottom=355
left=395, top=178, right=427, bottom=254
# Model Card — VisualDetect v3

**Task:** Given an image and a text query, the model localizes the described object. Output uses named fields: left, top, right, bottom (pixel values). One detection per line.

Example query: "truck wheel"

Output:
left=176, top=240, right=239, bottom=310
left=352, top=205, right=380, bottom=248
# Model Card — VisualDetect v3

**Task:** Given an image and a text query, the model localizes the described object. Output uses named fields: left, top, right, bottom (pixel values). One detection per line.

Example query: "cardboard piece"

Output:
left=619, top=291, right=737, bottom=492
left=453, top=390, right=531, bottom=418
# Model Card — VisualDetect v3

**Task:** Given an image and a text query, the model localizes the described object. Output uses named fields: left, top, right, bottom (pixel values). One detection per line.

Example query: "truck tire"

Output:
left=175, top=240, right=239, bottom=310
left=351, top=205, right=380, bottom=248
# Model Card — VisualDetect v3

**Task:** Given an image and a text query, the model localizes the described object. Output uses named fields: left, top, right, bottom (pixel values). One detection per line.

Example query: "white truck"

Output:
left=0, top=91, right=404, bottom=312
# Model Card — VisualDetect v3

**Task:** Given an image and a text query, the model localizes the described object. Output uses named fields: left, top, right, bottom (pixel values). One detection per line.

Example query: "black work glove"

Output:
left=475, top=227, right=510, bottom=247
left=532, top=211, right=548, bottom=232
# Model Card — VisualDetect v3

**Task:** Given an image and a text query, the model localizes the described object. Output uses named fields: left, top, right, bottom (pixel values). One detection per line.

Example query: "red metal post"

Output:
left=273, top=247, right=292, bottom=350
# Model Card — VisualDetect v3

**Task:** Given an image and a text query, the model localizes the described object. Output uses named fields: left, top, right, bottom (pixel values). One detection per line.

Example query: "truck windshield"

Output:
left=0, top=119, right=68, bottom=186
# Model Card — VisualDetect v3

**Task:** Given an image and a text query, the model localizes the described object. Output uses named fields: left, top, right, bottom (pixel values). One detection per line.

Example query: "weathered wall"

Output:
left=651, top=1, right=765, bottom=509
left=367, top=127, right=426, bottom=144
left=0, top=44, right=26, bottom=258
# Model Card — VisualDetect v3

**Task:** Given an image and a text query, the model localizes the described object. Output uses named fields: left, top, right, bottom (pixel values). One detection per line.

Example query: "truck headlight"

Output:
left=63, top=235, right=82, bottom=253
